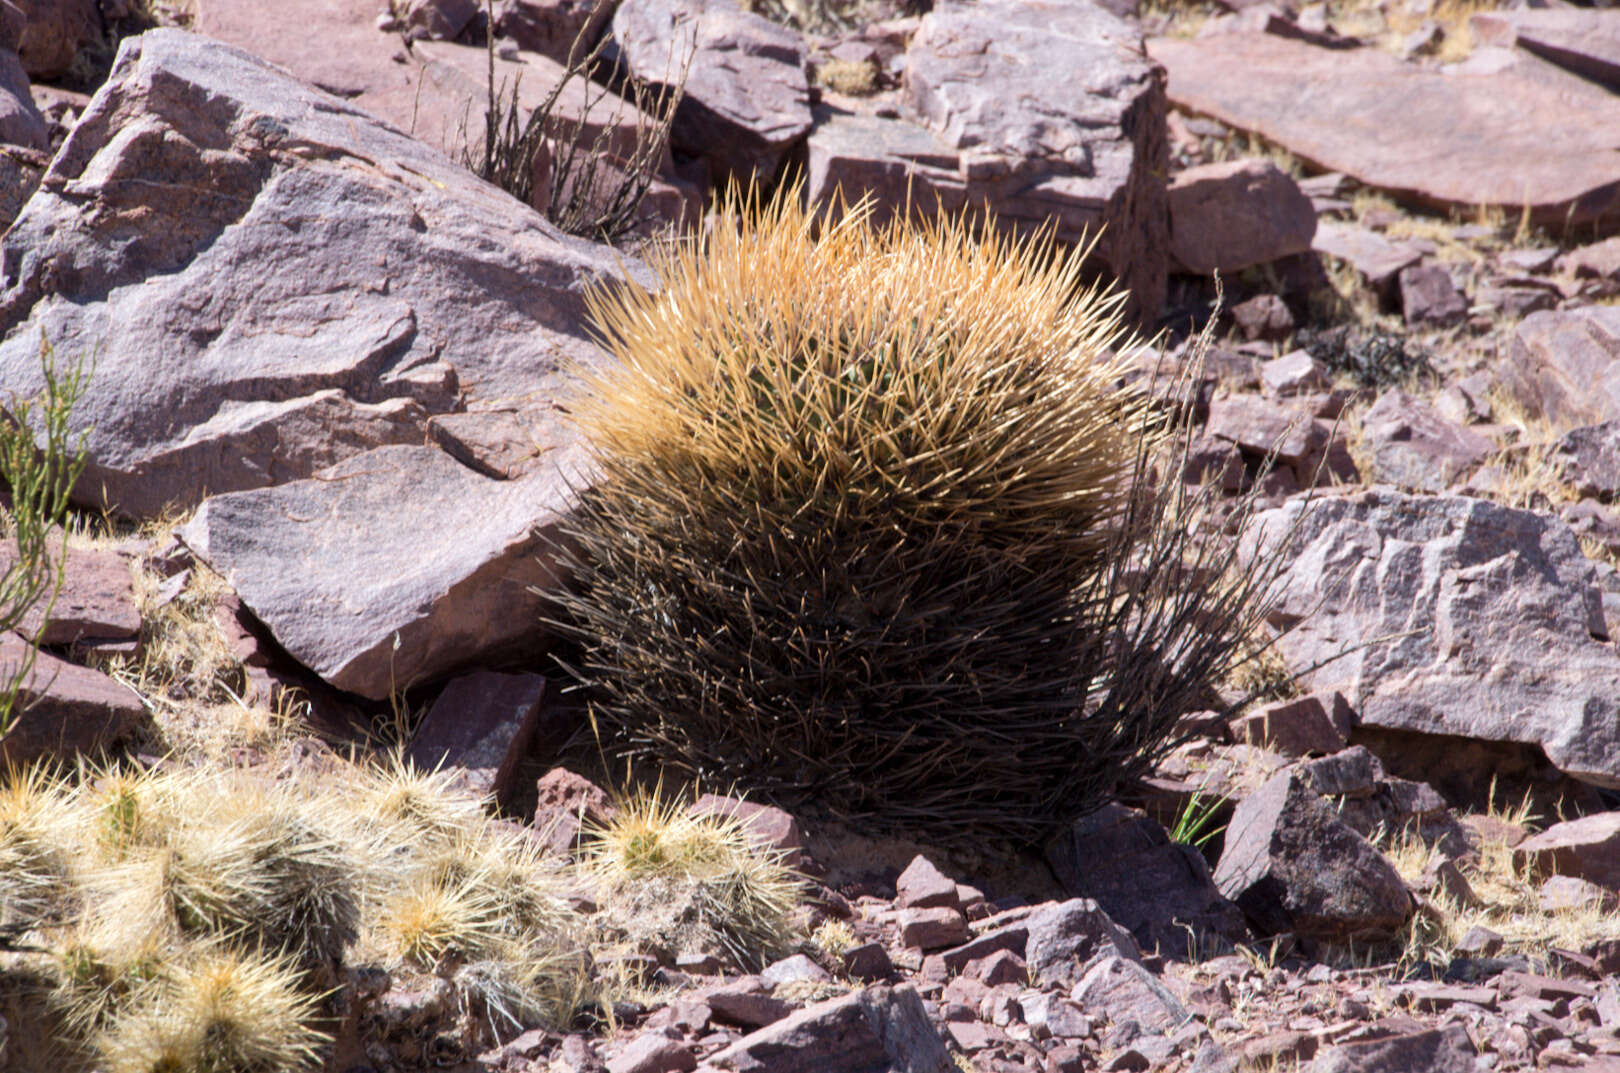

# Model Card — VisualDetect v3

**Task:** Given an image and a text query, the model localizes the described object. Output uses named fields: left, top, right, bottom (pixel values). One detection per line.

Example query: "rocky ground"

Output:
left=3, top=0, right=1620, bottom=1071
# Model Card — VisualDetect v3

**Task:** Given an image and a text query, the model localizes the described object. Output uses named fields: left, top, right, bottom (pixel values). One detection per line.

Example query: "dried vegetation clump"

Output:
left=586, top=790, right=803, bottom=972
left=555, top=196, right=1305, bottom=844
left=0, top=757, right=598, bottom=1071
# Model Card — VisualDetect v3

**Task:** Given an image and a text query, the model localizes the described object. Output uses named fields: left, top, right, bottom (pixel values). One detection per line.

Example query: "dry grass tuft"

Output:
left=556, top=194, right=1307, bottom=844
left=586, top=788, right=802, bottom=972
left=815, top=58, right=880, bottom=96
left=1382, top=785, right=1620, bottom=967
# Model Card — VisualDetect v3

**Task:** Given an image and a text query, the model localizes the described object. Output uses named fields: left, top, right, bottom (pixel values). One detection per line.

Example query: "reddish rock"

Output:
left=1500, top=305, right=1620, bottom=429
left=1231, top=293, right=1294, bottom=342
left=896, top=854, right=960, bottom=911
left=1071, top=956, right=1190, bottom=1033
left=1514, top=812, right=1620, bottom=889
left=965, top=950, right=1026, bottom=987
left=607, top=1033, right=696, bottom=1073
left=937, top=923, right=1030, bottom=975
left=704, top=984, right=954, bottom=1073
left=181, top=446, right=578, bottom=700
left=533, top=767, right=616, bottom=857
left=498, top=0, right=617, bottom=64
left=1231, top=693, right=1352, bottom=757
left=1313, top=221, right=1422, bottom=294
left=1309, top=1025, right=1476, bottom=1073
left=706, top=977, right=796, bottom=1028
left=841, top=942, right=893, bottom=982
left=1169, top=158, right=1316, bottom=275
left=405, top=671, right=560, bottom=806
left=613, top=0, right=810, bottom=185
left=1358, top=388, right=1494, bottom=494
left=899, top=907, right=970, bottom=952
left=0, top=46, right=46, bottom=151
left=1398, top=265, right=1467, bottom=328
left=1246, top=489, right=1620, bottom=789
left=14, top=0, right=100, bottom=80
left=1469, top=9, right=1620, bottom=92
left=1260, top=350, right=1330, bottom=397
left=1045, top=805, right=1249, bottom=953
left=1559, top=236, right=1620, bottom=284
left=760, top=954, right=831, bottom=988
left=396, top=0, right=480, bottom=40
left=809, top=0, right=1169, bottom=327
left=689, top=795, right=803, bottom=868
left=1214, top=770, right=1413, bottom=941
left=0, top=30, right=641, bottom=520
left=0, top=540, right=140, bottom=649
left=1023, top=898, right=1141, bottom=989
left=1206, top=395, right=1326, bottom=467
left=0, top=631, right=145, bottom=767
left=1553, top=422, right=1620, bottom=501
left=0, top=1, right=20, bottom=52
left=1539, top=874, right=1619, bottom=913
left=1150, top=32, right=1620, bottom=229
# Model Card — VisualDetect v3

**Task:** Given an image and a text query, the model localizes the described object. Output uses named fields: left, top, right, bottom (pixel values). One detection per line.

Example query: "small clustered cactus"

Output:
left=557, top=196, right=1286, bottom=844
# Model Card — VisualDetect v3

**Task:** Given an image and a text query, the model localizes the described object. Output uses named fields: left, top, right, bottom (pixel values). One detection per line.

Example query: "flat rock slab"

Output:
left=1246, top=489, right=1620, bottom=789
left=1149, top=32, right=1620, bottom=228
left=1514, top=812, right=1620, bottom=889
left=0, top=631, right=145, bottom=767
left=179, top=444, right=577, bottom=700
left=1500, top=306, right=1620, bottom=429
left=613, top=0, right=811, bottom=184
left=1310, top=1026, right=1477, bottom=1073
left=1471, top=9, right=1620, bottom=92
left=0, top=538, right=140, bottom=648
left=807, top=0, right=1168, bottom=326
left=704, top=984, right=953, bottom=1073
left=0, top=29, right=633, bottom=520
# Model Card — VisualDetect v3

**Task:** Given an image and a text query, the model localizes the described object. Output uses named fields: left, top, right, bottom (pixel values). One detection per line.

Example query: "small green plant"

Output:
left=0, top=335, right=91, bottom=741
left=1167, top=790, right=1228, bottom=850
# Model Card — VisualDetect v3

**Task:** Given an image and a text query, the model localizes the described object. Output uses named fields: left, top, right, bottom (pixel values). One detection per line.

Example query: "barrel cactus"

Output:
left=554, top=198, right=1277, bottom=844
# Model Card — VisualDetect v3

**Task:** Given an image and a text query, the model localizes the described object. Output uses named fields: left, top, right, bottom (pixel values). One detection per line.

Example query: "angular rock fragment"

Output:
left=1469, top=9, right=1620, bottom=92
left=1046, top=804, right=1249, bottom=952
left=0, top=46, right=46, bottom=151
left=406, top=671, right=561, bottom=806
left=179, top=445, right=576, bottom=700
left=1169, top=158, right=1316, bottom=275
left=704, top=984, right=953, bottom=1073
left=1514, top=812, right=1620, bottom=889
left=1150, top=32, right=1620, bottom=228
left=1310, top=1025, right=1477, bottom=1073
left=0, top=632, right=145, bottom=767
left=1501, top=307, right=1620, bottom=429
left=1358, top=388, right=1494, bottom=493
left=1023, top=898, right=1141, bottom=989
left=613, top=0, right=810, bottom=184
left=1247, top=489, right=1620, bottom=790
left=1214, top=770, right=1413, bottom=941
left=809, top=0, right=1169, bottom=326
left=0, top=30, right=634, bottom=519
